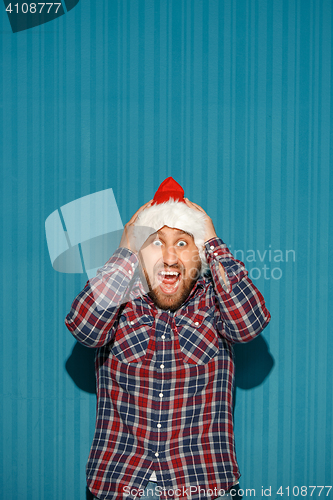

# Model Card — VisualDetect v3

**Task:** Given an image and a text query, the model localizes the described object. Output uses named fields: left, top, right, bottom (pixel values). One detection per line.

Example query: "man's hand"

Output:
left=184, top=198, right=217, bottom=242
left=119, top=200, right=153, bottom=252
left=184, top=198, right=226, bottom=285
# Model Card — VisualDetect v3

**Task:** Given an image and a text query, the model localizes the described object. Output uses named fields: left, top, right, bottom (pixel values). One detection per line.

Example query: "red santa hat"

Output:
left=135, top=177, right=208, bottom=273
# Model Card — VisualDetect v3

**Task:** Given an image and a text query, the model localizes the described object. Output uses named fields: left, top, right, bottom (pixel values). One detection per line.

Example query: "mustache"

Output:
left=154, top=263, right=184, bottom=274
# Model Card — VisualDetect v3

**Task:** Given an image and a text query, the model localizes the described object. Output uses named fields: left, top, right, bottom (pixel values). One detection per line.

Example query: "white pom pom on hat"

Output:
left=135, top=177, right=208, bottom=273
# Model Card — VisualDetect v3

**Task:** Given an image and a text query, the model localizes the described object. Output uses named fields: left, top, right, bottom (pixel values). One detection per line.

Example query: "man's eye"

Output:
left=177, top=240, right=187, bottom=247
left=153, top=240, right=162, bottom=246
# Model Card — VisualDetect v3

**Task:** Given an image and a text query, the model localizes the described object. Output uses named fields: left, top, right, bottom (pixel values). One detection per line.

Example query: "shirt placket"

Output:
left=151, top=310, right=173, bottom=488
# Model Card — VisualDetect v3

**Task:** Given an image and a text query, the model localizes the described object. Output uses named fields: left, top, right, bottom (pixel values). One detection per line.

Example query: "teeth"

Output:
left=159, top=271, right=179, bottom=276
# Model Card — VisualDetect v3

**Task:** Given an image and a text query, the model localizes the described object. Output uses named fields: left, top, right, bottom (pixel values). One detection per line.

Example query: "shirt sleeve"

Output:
left=205, top=237, right=271, bottom=343
left=64, top=247, right=138, bottom=348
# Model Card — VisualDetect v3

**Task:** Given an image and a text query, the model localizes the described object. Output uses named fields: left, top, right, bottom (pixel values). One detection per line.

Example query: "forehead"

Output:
left=157, top=226, right=194, bottom=239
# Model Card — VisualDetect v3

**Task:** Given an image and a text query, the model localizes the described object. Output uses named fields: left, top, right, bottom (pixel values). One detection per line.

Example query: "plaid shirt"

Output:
left=65, top=238, right=270, bottom=500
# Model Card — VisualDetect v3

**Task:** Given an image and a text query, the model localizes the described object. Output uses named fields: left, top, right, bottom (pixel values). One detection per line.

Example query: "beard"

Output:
left=141, top=261, right=201, bottom=311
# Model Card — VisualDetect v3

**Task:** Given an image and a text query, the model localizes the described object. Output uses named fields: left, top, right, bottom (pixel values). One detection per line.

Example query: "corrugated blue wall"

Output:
left=1, top=1, right=332, bottom=498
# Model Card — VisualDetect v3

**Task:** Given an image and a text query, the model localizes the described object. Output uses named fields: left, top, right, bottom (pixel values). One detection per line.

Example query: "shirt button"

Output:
left=161, top=335, right=165, bottom=340
left=214, top=252, right=218, bottom=256
left=194, top=321, right=199, bottom=326
left=128, top=270, right=132, bottom=275
left=129, top=321, right=134, bottom=325
left=160, top=364, right=164, bottom=369
left=157, top=424, right=161, bottom=428
left=159, top=393, right=163, bottom=398
left=155, top=452, right=159, bottom=457
left=210, top=245, right=214, bottom=250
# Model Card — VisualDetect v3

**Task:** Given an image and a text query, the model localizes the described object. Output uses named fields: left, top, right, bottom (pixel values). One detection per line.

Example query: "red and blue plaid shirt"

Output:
left=65, top=238, right=270, bottom=500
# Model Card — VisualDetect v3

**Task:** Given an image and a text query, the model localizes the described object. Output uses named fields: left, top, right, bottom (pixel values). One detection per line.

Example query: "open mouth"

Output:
left=156, top=270, right=182, bottom=294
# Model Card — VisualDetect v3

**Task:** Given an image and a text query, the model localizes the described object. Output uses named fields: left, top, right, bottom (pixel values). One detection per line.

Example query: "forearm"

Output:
left=65, top=247, right=138, bottom=347
left=206, top=238, right=271, bottom=343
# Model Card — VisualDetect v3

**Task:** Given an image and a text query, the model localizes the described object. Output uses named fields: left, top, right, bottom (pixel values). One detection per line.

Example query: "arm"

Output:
left=184, top=199, right=270, bottom=343
left=65, top=248, right=138, bottom=348
left=205, top=237, right=271, bottom=343
left=65, top=199, right=153, bottom=348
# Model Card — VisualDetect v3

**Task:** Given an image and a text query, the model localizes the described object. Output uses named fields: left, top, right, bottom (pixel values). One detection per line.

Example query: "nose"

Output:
left=162, top=244, right=178, bottom=266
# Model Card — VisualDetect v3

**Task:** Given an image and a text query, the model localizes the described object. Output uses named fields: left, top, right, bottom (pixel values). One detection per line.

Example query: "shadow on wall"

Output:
left=65, top=333, right=274, bottom=396
left=65, top=341, right=97, bottom=394
left=86, top=486, right=94, bottom=500
left=234, top=334, right=274, bottom=390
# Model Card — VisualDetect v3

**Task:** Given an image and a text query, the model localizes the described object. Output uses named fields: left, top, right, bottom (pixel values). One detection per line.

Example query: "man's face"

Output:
left=139, top=226, right=201, bottom=311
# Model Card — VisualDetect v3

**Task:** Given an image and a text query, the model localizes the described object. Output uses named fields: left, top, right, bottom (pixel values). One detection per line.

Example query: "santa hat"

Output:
left=134, top=177, right=208, bottom=273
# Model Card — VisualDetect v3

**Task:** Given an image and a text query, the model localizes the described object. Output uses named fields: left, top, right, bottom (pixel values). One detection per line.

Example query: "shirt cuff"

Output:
left=204, top=237, right=248, bottom=292
left=204, top=237, right=227, bottom=254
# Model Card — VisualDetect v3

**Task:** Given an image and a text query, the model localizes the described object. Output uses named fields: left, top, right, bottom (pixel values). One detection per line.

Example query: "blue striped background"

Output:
left=1, top=0, right=332, bottom=498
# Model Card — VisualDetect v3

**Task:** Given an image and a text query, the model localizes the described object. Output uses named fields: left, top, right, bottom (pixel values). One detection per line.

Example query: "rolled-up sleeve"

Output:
left=65, top=248, right=138, bottom=348
left=205, top=238, right=271, bottom=343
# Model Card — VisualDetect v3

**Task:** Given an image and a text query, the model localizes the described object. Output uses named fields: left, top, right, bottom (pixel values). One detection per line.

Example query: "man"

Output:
left=65, top=177, right=271, bottom=500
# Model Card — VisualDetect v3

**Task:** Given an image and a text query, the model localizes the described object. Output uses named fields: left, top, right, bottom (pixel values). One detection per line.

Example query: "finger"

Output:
left=184, top=198, right=206, bottom=214
left=184, top=198, right=196, bottom=208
